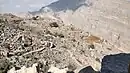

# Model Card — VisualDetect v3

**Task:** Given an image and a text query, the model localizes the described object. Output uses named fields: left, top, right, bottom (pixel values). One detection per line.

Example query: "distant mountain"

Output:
left=39, top=0, right=92, bottom=12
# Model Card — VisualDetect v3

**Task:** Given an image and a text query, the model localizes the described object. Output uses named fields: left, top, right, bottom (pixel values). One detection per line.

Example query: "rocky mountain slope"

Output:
left=34, top=0, right=130, bottom=53
left=0, top=12, right=129, bottom=73
left=0, top=0, right=130, bottom=73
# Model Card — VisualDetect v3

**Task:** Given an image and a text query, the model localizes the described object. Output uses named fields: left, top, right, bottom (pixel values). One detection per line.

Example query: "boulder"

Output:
left=101, top=53, right=130, bottom=73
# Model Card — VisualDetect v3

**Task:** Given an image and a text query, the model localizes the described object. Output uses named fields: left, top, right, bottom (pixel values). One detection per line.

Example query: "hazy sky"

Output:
left=0, top=0, right=57, bottom=13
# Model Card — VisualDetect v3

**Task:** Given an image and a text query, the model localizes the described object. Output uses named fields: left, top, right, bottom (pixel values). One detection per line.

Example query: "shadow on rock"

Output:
left=101, top=53, right=130, bottom=73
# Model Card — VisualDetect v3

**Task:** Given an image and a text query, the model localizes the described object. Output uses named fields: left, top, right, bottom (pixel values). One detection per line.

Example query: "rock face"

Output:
left=101, top=53, right=130, bottom=73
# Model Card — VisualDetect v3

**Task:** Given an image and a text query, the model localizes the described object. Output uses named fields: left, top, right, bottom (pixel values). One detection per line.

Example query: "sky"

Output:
left=0, top=0, right=57, bottom=13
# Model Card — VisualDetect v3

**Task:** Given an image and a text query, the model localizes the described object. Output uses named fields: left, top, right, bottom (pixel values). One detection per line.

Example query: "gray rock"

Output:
left=78, top=66, right=96, bottom=73
left=101, top=53, right=130, bottom=73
